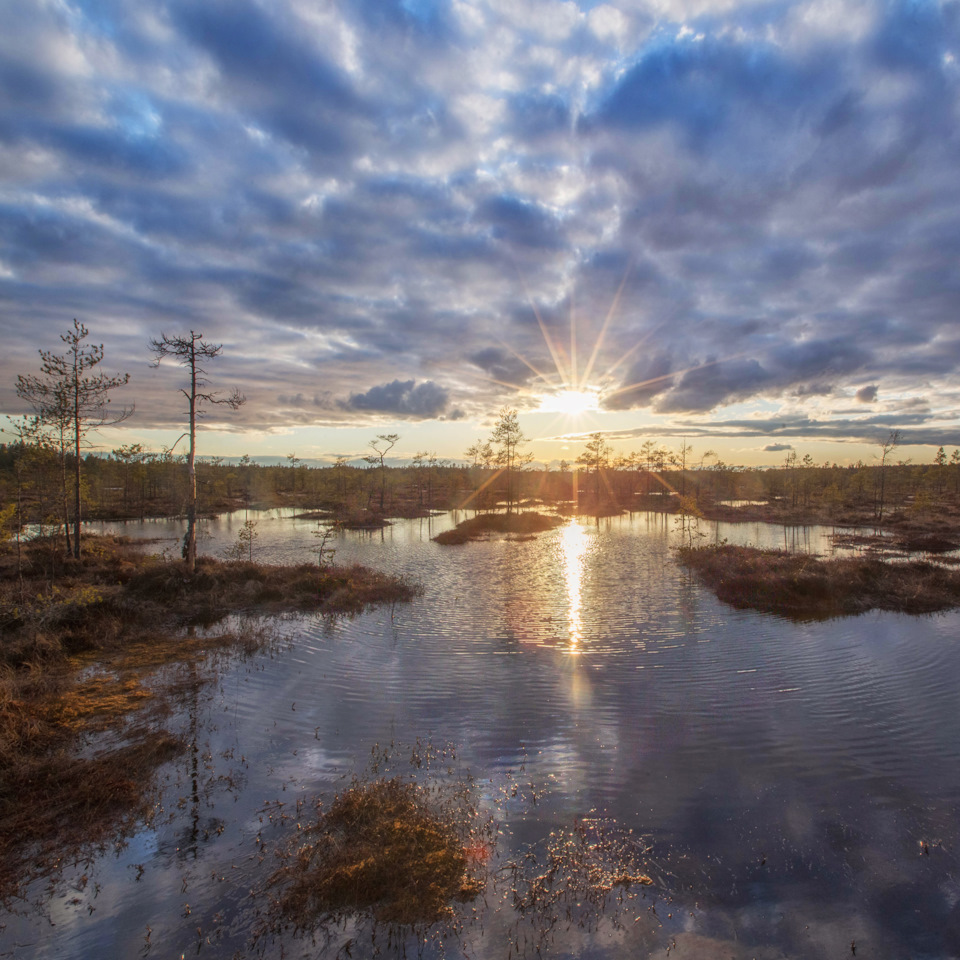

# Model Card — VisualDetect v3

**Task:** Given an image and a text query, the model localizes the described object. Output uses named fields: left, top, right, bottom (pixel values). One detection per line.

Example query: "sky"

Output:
left=1, top=0, right=959, bottom=467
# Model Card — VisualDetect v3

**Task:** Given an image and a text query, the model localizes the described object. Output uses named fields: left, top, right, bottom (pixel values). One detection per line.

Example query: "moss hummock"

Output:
left=433, top=511, right=563, bottom=545
left=678, top=544, right=960, bottom=620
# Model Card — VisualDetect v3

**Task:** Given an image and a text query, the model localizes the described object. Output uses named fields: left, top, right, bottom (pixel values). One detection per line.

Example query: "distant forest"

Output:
left=2, top=433, right=958, bottom=533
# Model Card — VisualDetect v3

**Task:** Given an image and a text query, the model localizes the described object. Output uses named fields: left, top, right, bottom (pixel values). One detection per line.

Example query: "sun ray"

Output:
left=494, top=337, right=558, bottom=387
left=603, top=355, right=738, bottom=401
left=458, top=466, right=507, bottom=508
left=580, top=259, right=632, bottom=389
left=470, top=371, right=544, bottom=397
left=598, top=464, right=619, bottom=501
left=536, top=410, right=606, bottom=441
left=513, top=262, right=571, bottom=389
left=570, top=287, right=577, bottom=392
left=602, top=321, right=666, bottom=383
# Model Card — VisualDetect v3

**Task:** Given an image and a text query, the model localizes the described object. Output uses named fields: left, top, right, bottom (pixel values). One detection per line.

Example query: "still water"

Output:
left=5, top=510, right=960, bottom=959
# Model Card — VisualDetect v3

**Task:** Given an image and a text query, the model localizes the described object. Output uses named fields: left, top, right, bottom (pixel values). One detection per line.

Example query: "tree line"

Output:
left=6, top=323, right=960, bottom=570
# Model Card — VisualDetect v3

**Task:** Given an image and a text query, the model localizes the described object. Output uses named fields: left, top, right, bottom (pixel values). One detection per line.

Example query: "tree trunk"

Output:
left=60, top=441, right=71, bottom=557
left=72, top=371, right=81, bottom=559
left=185, top=340, right=198, bottom=575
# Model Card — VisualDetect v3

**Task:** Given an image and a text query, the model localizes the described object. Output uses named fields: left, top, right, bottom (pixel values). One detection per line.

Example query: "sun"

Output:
left=538, top=388, right=600, bottom=417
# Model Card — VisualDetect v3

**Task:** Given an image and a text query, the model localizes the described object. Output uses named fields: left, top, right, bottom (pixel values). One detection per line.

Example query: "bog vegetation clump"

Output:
left=261, top=740, right=494, bottom=951
left=272, top=777, right=486, bottom=927
left=678, top=544, right=960, bottom=619
left=433, top=511, right=564, bottom=545
left=259, top=742, right=659, bottom=959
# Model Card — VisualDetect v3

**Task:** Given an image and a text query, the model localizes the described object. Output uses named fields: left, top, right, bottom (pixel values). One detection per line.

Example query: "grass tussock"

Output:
left=678, top=544, right=960, bottom=619
left=260, top=742, right=659, bottom=957
left=0, top=534, right=416, bottom=901
left=273, top=777, right=485, bottom=927
left=433, top=511, right=564, bottom=545
left=125, top=555, right=418, bottom=623
left=41, top=674, right=154, bottom=732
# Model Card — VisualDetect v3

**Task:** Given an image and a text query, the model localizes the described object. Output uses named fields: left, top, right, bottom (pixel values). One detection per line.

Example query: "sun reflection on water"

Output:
left=559, top=520, right=589, bottom=652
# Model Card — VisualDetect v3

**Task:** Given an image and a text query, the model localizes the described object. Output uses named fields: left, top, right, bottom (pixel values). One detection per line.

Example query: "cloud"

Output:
left=0, top=0, right=959, bottom=452
left=342, top=379, right=449, bottom=418
left=475, top=195, right=565, bottom=250
left=468, top=347, right=536, bottom=387
left=603, top=352, right=674, bottom=410
left=590, top=31, right=832, bottom=151
left=763, top=443, right=794, bottom=452
left=557, top=408, right=957, bottom=447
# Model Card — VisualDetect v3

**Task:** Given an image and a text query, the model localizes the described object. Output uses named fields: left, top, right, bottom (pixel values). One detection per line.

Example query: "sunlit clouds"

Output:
left=1, top=0, right=960, bottom=461
left=538, top=389, right=601, bottom=418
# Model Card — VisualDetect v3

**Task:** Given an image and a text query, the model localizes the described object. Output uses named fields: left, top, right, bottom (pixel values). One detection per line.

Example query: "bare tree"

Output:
left=150, top=331, right=244, bottom=574
left=365, top=433, right=399, bottom=513
left=875, top=429, right=901, bottom=523
left=17, top=319, right=130, bottom=558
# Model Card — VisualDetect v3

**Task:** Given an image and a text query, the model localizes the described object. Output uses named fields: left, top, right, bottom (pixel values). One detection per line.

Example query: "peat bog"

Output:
left=0, top=534, right=416, bottom=901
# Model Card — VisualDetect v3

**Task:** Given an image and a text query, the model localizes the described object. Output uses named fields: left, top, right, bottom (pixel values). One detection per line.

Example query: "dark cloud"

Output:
left=468, top=347, right=535, bottom=387
left=590, top=31, right=833, bottom=149
left=171, top=0, right=363, bottom=157
left=475, top=195, right=565, bottom=250
left=764, top=443, right=794, bottom=452
left=579, top=409, right=954, bottom=447
left=656, top=357, right=771, bottom=413
left=0, top=0, right=959, bottom=448
left=507, top=91, right=571, bottom=138
left=342, top=380, right=449, bottom=418
left=603, top=352, right=674, bottom=410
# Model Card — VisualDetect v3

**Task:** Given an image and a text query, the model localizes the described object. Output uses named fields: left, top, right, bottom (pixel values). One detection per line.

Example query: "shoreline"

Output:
left=0, top=535, right=418, bottom=901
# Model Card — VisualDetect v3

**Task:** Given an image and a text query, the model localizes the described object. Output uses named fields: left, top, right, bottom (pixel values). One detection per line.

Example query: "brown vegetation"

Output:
left=262, top=742, right=655, bottom=953
left=124, top=554, right=417, bottom=624
left=0, top=535, right=417, bottom=900
left=271, top=777, right=485, bottom=927
left=678, top=544, right=960, bottom=620
left=433, top=511, right=564, bottom=545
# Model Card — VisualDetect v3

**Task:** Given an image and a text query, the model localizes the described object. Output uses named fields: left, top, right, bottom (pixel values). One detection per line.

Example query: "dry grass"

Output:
left=433, top=511, right=564, bottom=545
left=261, top=741, right=493, bottom=948
left=0, top=534, right=417, bottom=902
left=272, top=777, right=485, bottom=927
left=259, top=742, right=658, bottom=960
left=124, top=555, right=418, bottom=624
left=678, top=544, right=960, bottom=619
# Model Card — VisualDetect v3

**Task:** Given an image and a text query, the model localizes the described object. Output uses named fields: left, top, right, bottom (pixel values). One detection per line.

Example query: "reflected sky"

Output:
left=12, top=510, right=960, bottom=959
